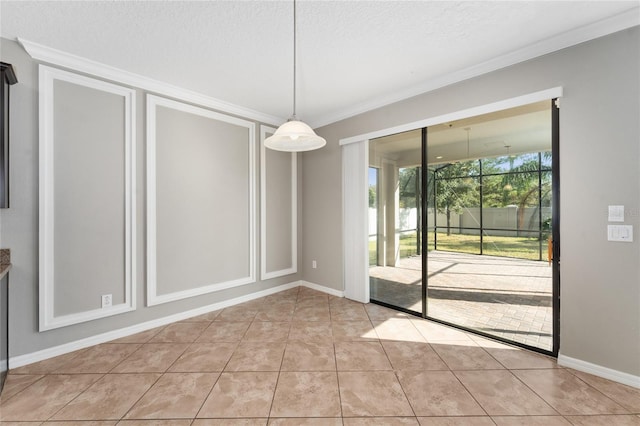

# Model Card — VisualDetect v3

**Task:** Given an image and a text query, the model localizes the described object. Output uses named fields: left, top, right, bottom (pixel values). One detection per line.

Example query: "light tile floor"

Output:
left=1, top=286, right=639, bottom=425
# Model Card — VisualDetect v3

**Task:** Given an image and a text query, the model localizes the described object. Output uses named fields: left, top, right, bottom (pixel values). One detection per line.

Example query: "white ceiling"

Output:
left=1, top=1, right=638, bottom=128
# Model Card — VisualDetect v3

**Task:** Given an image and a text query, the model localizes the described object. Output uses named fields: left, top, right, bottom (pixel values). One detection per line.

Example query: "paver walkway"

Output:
left=370, top=251, right=553, bottom=350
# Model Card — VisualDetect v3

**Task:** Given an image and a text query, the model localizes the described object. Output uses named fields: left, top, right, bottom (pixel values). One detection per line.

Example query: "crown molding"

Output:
left=339, top=87, right=563, bottom=146
left=18, top=38, right=286, bottom=127
left=16, top=5, right=639, bottom=130
left=310, top=7, right=640, bottom=129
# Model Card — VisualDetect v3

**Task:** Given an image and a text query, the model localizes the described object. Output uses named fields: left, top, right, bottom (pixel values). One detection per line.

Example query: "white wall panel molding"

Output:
left=260, top=125, right=297, bottom=280
left=19, top=38, right=284, bottom=127
left=39, top=65, right=137, bottom=331
left=147, top=95, right=256, bottom=306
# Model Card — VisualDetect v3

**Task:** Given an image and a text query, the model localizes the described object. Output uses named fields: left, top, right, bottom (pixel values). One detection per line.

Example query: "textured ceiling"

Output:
left=1, top=1, right=638, bottom=127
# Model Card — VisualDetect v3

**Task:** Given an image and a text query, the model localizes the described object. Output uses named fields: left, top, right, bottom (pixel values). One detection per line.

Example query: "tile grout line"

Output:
left=446, top=369, right=493, bottom=420
left=0, top=373, right=47, bottom=405
left=191, top=310, right=244, bottom=422
left=7, top=287, right=637, bottom=423
left=117, top=371, right=165, bottom=422
left=191, top=368, right=223, bottom=421
left=118, top=332, right=203, bottom=421
left=269, top=305, right=295, bottom=420
left=265, top=287, right=302, bottom=421
left=42, top=372, right=107, bottom=423
left=507, top=368, right=566, bottom=416
left=562, top=367, right=638, bottom=413
left=333, top=340, right=344, bottom=421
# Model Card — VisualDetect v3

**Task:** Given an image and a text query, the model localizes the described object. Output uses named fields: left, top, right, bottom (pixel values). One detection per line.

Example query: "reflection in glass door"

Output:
left=368, top=167, right=379, bottom=267
left=369, top=100, right=559, bottom=355
left=369, top=130, right=423, bottom=314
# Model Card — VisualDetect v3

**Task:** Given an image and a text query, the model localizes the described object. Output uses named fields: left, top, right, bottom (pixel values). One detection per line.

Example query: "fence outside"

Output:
left=369, top=206, right=551, bottom=237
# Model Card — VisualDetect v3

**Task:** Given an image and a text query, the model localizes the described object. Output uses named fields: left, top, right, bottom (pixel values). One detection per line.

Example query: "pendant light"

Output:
left=264, top=0, right=326, bottom=152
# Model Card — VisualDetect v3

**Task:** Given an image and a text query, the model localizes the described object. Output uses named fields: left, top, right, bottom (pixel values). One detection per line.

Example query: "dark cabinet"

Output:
left=0, top=274, right=7, bottom=392
left=0, top=61, right=16, bottom=393
left=0, top=62, right=17, bottom=208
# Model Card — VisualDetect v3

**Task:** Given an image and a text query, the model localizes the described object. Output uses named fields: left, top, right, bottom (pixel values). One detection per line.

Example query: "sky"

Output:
left=369, top=167, right=377, bottom=187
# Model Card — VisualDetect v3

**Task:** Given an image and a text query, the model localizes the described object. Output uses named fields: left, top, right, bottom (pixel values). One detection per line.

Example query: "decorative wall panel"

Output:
left=147, top=95, right=256, bottom=306
left=39, top=66, right=136, bottom=330
left=260, top=126, right=297, bottom=279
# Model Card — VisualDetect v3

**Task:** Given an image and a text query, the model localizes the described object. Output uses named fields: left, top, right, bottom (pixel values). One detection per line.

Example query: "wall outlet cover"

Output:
left=101, top=294, right=112, bottom=308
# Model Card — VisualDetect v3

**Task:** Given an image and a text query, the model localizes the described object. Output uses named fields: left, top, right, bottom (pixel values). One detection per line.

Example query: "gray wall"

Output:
left=1, top=26, right=639, bottom=378
left=52, top=79, right=127, bottom=316
left=155, top=106, right=251, bottom=293
left=0, top=37, right=302, bottom=358
left=302, top=27, right=640, bottom=376
left=264, top=146, right=294, bottom=273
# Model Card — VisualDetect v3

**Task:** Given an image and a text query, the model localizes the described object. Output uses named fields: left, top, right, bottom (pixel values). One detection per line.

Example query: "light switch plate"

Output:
left=608, top=205, right=625, bottom=222
left=608, top=225, right=633, bottom=242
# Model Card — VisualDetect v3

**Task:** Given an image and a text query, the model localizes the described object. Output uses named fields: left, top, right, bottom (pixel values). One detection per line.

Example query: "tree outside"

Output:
left=432, top=160, right=480, bottom=235
left=420, top=152, right=551, bottom=260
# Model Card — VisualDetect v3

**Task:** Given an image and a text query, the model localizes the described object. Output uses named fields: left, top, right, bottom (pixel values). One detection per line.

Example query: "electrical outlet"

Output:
left=101, top=294, right=112, bottom=308
left=312, top=260, right=317, bottom=269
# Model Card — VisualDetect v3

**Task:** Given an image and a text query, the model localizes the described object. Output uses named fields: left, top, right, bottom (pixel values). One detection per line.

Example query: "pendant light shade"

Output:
left=264, top=120, right=326, bottom=152
left=264, top=0, right=325, bottom=152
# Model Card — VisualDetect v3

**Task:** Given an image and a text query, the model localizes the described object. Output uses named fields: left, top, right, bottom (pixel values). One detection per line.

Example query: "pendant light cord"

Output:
left=465, top=127, right=470, bottom=159
left=292, top=0, right=297, bottom=120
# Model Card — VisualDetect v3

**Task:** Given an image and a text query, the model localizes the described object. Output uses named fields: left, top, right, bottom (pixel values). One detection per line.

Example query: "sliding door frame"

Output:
left=343, top=88, right=562, bottom=357
left=551, top=97, right=560, bottom=357
left=421, top=127, right=428, bottom=317
left=417, top=98, right=560, bottom=357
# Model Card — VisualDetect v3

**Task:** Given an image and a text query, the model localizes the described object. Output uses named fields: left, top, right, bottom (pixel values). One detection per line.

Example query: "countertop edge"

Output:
left=0, top=264, right=11, bottom=281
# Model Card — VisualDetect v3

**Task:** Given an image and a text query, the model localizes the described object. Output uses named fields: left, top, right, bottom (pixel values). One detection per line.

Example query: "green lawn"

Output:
left=369, top=232, right=548, bottom=265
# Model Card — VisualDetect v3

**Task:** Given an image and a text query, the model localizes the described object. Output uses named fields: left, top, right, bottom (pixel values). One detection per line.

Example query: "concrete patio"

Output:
left=370, top=251, right=553, bottom=350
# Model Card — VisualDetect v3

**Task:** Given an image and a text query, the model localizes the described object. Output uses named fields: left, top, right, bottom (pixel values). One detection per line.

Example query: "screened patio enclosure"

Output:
left=368, top=100, right=559, bottom=354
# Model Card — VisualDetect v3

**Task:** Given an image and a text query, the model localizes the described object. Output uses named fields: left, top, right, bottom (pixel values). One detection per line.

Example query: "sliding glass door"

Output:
left=369, top=100, right=559, bottom=355
left=369, top=130, right=423, bottom=314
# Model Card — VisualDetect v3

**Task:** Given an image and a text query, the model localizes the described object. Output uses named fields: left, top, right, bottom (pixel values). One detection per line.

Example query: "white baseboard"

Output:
left=299, top=280, right=344, bottom=298
left=10, top=281, right=300, bottom=369
left=558, top=353, right=640, bottom=389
